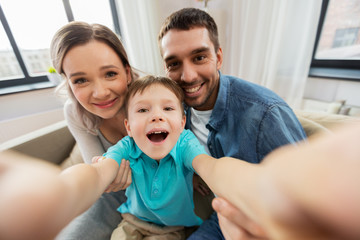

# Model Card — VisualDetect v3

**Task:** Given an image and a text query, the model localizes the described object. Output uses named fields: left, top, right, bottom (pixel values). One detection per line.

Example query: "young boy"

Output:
left=102, top=75, right=208, bottom=239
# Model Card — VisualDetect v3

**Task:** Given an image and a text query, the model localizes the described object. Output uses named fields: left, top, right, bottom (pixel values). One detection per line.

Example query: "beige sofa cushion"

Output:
left=295, top=110, right=359, bottom=132
left=0, top=121, right=75, bottom=165
left=296, top=115, right=331, bottom=137
left=60, top=143, right=83, bottom=169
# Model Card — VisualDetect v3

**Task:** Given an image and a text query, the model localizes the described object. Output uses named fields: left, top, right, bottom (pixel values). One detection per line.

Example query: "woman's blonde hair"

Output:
left=50, top=21, right=137, bottom=134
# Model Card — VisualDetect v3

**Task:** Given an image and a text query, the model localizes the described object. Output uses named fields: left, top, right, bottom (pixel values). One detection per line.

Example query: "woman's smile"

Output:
left=93, top=98, right=118, bottom=109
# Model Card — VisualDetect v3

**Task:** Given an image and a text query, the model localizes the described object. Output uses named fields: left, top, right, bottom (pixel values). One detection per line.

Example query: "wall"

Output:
left=0, top=88, right=64, bottom=144
left=304, top=77, right=360, bottom=106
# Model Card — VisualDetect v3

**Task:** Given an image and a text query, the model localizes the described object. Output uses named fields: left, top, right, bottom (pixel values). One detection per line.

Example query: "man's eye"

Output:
left=194, top=55, right=206, bottom=62
left=166, top=62, right=179, bottom=70
left=73, top=78, right=87, bottom=84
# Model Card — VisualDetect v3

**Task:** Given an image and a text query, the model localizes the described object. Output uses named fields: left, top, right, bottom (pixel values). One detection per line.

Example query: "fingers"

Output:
left=194, top=183, right=210, bottom=196
left=213, top=198, right=268, bottom=239
left=194, top=185, right=207, bottom=196
left=91, top=156, right=103, bottom=163
left=218, top=213, right=252, bottom=240
left=193, top=174, right=211, bottom=196
left=118, top=159, right=131, bottom=189
left=105, top=159, right=132, bottom=193
left=125, top=167, right=132, bottom=188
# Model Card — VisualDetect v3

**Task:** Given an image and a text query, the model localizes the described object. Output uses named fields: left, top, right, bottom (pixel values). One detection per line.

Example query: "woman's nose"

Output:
left=93, top=80, right=110, bottom=98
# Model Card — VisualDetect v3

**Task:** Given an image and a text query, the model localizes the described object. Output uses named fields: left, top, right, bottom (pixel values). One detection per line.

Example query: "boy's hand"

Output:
left=92, top=157, right=132, bottom=193
left=193, top=174, right=211, bottom=196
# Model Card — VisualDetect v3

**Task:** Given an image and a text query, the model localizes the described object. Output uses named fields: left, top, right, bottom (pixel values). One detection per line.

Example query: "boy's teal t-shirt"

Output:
left=103, top=129, right=207, bottom=226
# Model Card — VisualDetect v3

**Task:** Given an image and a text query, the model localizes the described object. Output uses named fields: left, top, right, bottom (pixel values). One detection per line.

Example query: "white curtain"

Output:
left=222, top=0, right=322, bottom=108
left=116, top=0, right=322, bottom=108
left=115, top=0, right=164, bottom=76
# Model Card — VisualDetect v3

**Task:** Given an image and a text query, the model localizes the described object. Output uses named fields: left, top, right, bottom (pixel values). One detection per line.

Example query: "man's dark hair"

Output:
left=158, top=8, right=219, bottom=53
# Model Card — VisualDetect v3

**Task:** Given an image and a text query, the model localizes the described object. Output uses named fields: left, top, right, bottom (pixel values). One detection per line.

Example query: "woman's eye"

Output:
left=73, top=78, right=87, bottom=84
left=106, top=71, right=118, bottom=78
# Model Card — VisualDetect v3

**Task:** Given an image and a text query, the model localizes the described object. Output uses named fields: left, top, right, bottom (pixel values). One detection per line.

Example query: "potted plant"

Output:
left=47, top=67, right=62, bottom=85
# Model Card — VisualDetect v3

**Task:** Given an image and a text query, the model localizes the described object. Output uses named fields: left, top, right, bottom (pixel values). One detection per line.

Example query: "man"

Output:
left=158, top=8, right=307, bottom=239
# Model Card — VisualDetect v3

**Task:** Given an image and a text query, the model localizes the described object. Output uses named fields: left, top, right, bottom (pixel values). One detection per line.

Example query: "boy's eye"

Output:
left=73, top=78, right=87, bottom=84
left=137, top=108, right=148, bottom=113
left=164, top=107, right=174, bottom=111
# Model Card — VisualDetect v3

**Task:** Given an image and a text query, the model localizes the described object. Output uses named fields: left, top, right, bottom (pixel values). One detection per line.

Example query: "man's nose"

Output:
left=180, top=61, right=197, bottom=83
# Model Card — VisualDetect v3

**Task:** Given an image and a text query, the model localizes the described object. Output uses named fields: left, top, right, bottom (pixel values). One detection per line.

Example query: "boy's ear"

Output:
left=180, top=115, right=186, bottom=132
left=124, top=119, right=132, bottom=137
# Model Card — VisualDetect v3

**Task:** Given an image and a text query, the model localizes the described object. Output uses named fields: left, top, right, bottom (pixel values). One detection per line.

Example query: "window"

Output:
left=0, top=23, right=22, bottom=80
left=332, top=28, right=359, bottom=48
left=70, top=0, right=114, bottom=30
left=310, top=0, right=360, bottom=81
left=0, top=0, right=122, bottom=95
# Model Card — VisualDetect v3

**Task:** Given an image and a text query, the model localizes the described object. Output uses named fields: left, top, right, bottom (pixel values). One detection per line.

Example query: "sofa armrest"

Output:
left=295, top=110, right=360, bottom=137
left=0, top=121, right=75, bottom=165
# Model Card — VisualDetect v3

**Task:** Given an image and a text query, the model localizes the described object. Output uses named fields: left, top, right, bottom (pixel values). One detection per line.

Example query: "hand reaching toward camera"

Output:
left=212, top=197, right=268, bottom=240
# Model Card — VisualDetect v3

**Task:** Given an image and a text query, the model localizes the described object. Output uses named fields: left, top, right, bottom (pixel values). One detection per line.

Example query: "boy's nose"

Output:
left=152, top=115, right=164, bottom=122
left=151, top=109, right=164, bottom=122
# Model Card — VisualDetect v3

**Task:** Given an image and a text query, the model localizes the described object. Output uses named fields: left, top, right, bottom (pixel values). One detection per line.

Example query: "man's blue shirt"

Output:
left=103, top=129, right=206, bottom=227
left=185, top=72, right=306, bottom=163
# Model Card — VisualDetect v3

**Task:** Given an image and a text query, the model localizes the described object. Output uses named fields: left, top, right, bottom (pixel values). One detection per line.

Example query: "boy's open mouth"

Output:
left=147, top=131, right=169, bottom=143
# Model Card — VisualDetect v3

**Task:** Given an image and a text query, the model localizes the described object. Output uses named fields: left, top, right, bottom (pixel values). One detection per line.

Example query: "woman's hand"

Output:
left=92, top=157, right=132, bottom=192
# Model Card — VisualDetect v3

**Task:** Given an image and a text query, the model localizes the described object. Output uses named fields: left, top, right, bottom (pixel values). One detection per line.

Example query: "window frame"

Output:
left=309, top=0, right=360, bottom=81
left=0, top=0, right=122, bottom=95
left=0, top=4, right=51, bottom=91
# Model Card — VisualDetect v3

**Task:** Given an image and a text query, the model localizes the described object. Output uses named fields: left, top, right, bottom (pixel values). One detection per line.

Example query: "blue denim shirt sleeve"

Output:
left=256, top=103, right=306, bottom=161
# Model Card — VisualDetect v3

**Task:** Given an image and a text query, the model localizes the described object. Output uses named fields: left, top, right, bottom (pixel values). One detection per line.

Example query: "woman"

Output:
left=50, top=21, right=136, bottom=239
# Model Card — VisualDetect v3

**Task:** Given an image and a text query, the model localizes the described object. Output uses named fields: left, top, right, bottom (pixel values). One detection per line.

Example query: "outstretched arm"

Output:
left=193, top=154, right=265, bottom=225
left=259, top=122, right=360, bottom=239
left=0, top=150, right=119, bottom=240
left=193, top=122, right=360, bottom=240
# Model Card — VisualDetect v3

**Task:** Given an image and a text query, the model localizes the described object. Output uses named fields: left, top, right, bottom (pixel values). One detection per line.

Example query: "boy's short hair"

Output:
left=158, top=8, right=219, bottom=53
left=124, top=75, right=185, bottom=117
